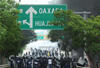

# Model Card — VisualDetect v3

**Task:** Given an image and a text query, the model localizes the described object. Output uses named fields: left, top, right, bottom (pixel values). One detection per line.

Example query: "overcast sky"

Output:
left=15, top=0, right=63, bottom=4
left=15, top=0, right=52, bottom=4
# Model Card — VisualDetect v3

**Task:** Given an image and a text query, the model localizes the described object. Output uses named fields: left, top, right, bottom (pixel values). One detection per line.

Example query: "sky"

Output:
left=15, top=0, right=59, bottom=54
left=15, top=0, right=63, bottom=4
left=15, top=0, right=52, bottom=4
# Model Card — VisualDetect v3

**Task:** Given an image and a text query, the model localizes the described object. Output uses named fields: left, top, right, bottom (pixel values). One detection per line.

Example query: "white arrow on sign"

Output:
left=23, top=7, right=37, bottom=28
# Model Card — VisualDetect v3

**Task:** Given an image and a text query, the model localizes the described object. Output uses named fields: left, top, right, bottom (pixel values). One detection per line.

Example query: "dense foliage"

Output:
left=49, top=10, right=100, bottom=56
left=0, top=0, right=23, bottom=57
left=0, top=0, right=37, bottom=57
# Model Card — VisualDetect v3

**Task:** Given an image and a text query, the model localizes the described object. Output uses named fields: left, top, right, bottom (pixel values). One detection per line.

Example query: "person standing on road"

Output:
left=48, top=57, right=53, bottom=68
left=9, top=56, right=15, bottom=68
left=64, top=57, right=71, bottom=68
left=15, top=57, right=23, bottom=68
left=60, top=57, right=65, bottom=68
left=72, top=59, right=77, bottom=68
left=33, top=58, right=40, bottom=68
left=27, top=57, right=33, bottom=68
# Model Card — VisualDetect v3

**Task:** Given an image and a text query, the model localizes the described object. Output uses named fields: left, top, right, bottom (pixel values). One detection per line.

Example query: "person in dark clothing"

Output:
left=27, top=57, right=33, bottom=68
left=64, top=57, right=71, bottom=68
left=60, top=57, right=65, bottom=68
left=41, top=57, right=48, bottom=68
left=24, top=57, right=29, bottom=68
left=64, top=62, right=70, bottom=68
left=48, top=57, right=53, bottom=68
left=72, top=59, right=77, bottom=68
left=39, top=57, right=44, bottom=68
left=33, top=58, right=40, bottom=68
left=15, top=57, right=23, bottom=68
left=43, top=57, right=48, bottom=68
left=9, top=56, right=15, bottom=68
left=55, top=58, right=60, bottom=68
left=52, top=57, right=56, bottom=68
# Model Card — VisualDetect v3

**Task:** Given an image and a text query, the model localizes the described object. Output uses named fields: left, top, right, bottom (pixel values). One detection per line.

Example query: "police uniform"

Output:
left=48, top=57, right=53, bottom=68
left=27, top=57, right=33, bottom=68
left=9, top=56, right=15, bottom=68
left=33, top=58, right=40, bottom=68
left=15, top=57, right=23, bottom=68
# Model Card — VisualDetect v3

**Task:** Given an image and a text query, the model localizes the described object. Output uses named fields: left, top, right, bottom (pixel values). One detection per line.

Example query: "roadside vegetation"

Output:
left=48, top=10, right=100, bottom=68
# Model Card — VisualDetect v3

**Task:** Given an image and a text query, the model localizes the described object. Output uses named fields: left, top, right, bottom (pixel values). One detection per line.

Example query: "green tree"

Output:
left=0, top=23, right=7, bottom=51
left=49, top=10, right=76, bottom=55
left=22, top=30, right=37, bottom=45
left=0, top=0, right=31, bottom=58
left=48, top=30, right=71, bottom=56
left=0, top=0, right=37, bottom=58
left=49, top=10, right=100, bottom=68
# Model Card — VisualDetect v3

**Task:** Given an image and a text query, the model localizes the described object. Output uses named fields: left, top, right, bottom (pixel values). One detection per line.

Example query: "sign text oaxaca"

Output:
left=18, top=5, right=67, bottom=30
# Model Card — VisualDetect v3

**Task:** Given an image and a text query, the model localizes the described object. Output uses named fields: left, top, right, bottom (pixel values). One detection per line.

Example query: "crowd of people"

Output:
left=9, top=48, right=88, bottom=68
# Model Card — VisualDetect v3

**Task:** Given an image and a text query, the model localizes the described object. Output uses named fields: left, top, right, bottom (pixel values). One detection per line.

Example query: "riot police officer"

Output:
left=26, top=57, right=33, bottom=68
left=9, top=55, right=15, bottom=68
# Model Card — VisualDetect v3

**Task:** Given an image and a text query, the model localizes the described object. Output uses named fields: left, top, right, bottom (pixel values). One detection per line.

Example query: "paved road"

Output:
left=77, top=66, right=90, bottom=68
left=0, top=64, right=9, bottom=68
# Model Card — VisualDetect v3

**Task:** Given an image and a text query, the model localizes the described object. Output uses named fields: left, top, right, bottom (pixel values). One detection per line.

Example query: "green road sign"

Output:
left=18, top=5, right=67, bottom=30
